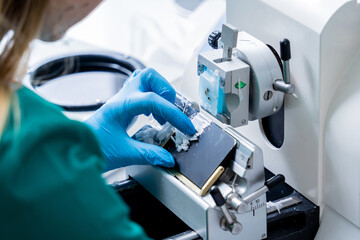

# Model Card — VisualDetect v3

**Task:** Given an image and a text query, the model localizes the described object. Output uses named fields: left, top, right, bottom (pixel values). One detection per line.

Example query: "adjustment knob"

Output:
left=210, top=186, right=226, bottom=207
left=265, top=174, right=285, bottom=189
left=280, top=39, right=291, bottom=61
left=208, top=30, right=221, bottom=49
left=210, top=186, right=242, bottom=235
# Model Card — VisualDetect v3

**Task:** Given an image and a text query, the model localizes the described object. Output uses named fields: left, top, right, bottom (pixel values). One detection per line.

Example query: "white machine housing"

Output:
left=226, top=0, right=360, bottom=236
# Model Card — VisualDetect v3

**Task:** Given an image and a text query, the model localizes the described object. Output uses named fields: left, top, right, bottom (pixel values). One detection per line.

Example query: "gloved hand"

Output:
left=85, top=67, right=196, bottom=171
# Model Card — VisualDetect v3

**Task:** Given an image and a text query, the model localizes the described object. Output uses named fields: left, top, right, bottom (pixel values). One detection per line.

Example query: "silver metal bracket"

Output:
left=221, top=24, right=238, bottom=61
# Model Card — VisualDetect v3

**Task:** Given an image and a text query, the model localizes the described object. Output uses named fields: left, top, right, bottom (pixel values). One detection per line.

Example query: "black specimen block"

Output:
left=165, top=123, right=236, bottom=189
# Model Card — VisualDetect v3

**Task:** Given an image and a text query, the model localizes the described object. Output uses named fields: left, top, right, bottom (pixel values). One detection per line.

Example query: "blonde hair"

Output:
left=0, top=0, right=49, bottom=138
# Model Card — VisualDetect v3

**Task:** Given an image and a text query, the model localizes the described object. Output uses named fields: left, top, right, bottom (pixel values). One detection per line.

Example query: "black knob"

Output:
left=280, top=39, right=291, bottom=61
left=265, top=174, right=285, bottom=189
left=208, top=30, right=221, bottom=49
left=210, top=186, right=226, bottom=207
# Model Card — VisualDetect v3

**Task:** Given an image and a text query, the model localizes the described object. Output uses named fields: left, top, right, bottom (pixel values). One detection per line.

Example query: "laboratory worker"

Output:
left=0, top=0, right=196, bottom=239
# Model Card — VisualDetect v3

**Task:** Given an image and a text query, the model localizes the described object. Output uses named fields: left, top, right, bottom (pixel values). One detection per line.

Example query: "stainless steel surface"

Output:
left=230, top=221, right=243, bottom=235
left=273, top=79, right=295, bottom=94
left=229, top=161, right=247, bottom=178
left=243, top=186, right=269, bottom=204
left=220, top=215, right=243, bottom=235
left=228, top=192, right=246, bottom=212
left=225, top=126, right=254, bottom=171
left=220, top=205, right=235, bottom=225
left=163, top=230, right=200, bottom=240
left=227, top=184, right=268, bottom=214
left=283, top=60, right=291, bottom=84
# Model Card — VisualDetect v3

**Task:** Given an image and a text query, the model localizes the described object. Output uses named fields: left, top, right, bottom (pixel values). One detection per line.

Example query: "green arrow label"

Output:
left=235, top=81, right=246, bottom=89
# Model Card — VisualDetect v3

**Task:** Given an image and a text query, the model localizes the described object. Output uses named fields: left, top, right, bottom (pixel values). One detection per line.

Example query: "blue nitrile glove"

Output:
left=85, top=68, right=196, bottom=170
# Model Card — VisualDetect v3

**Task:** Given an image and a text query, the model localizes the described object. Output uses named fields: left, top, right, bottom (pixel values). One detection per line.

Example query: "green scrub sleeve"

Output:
left=1, top=118, right=151, bottom=240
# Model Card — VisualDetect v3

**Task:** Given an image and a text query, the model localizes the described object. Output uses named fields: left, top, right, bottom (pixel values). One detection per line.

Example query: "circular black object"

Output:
left=208, top=30, right=221, bottom=49
left=29, top=52, right=145, bottom=111
left=280, top=39, right=291, bottom=61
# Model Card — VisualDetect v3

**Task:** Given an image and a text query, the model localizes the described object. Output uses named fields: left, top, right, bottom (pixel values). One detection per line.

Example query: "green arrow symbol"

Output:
left=235, top=81, right=246, bottom=89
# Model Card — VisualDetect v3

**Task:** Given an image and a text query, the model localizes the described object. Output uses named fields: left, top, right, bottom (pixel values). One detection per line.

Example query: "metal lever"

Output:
left=273, top=79, right=295, bottom=94
left=228, top=174, right=285, bottom=213
left=274, top=39, right=295, bottom=94
left=210, top=186, right=242, bottom=235
left=280, top=39, right=291, bottom=84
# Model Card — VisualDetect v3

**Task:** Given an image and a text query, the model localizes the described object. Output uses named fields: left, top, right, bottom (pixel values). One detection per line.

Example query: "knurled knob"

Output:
left=208, top=30, right=221, bottom=49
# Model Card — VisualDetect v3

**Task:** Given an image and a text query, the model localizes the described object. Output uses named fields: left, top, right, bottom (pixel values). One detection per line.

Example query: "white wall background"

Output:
left=66, top=0, right=225, bottom=85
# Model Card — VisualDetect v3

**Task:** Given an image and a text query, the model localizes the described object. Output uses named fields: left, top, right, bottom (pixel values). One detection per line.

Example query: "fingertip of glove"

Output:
left=188, top=123, right=197, bottom=136
left=183, top=118, right=196, bottom=136
left=161, top=159, right=175, bottom=168
left=146, top=147, right=175, bottom=168
left=157, top=150, right=175, bottom=168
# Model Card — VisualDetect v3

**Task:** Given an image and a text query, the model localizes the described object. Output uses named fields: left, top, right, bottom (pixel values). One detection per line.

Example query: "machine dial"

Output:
left=208, top=30, right=221, bottom=49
